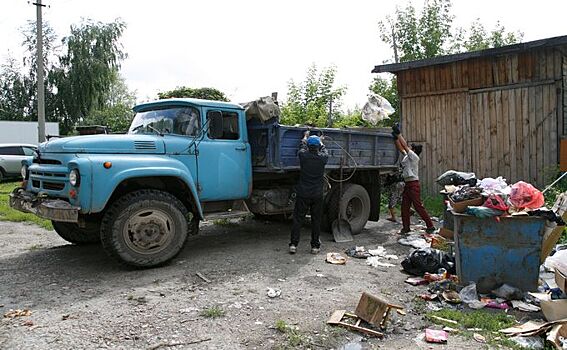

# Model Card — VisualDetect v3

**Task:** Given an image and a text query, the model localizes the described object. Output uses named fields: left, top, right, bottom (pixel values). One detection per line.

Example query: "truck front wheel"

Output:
left=52, top=220, right=101, bottom=244
left=101, top=190, right=189, bottom=267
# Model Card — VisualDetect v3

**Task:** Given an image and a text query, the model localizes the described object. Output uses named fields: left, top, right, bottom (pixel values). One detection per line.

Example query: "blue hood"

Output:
left=39, top=134, right=166, bottom=154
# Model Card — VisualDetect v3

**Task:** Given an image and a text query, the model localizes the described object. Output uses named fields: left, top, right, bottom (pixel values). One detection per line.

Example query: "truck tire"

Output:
left=52, top=220, right=101, bottom=244
left=100, top=190, right=189, bottom=268
left=329, top=183, right=371, bottom=235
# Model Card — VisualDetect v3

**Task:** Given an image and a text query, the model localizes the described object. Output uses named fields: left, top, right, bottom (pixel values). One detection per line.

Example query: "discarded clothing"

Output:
left=450, top=186, right=483, bottom=202
left=366, top=256, right=395, bottom=268
left=398, top=235, right=430, bottom=249
left=479, top=177, right=510, bottom=196
left=436, top=170, right=477, bottom=187
left=465, top=206, right=505, bottom=218
left=401, top=248, right=455, bottom=276
left=345, top=246, right=371, bottom=259
left=528, top=209, right=566, bottom=225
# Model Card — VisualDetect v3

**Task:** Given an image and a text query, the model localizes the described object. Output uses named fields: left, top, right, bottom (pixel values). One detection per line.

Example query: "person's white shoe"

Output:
left=289, top=245, right=297, bottom=254
left=310, top=247, right=320, bottom=254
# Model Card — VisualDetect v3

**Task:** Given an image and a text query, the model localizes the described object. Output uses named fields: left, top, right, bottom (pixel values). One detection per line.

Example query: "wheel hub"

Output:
left=123, top=209, right=174, bottom=254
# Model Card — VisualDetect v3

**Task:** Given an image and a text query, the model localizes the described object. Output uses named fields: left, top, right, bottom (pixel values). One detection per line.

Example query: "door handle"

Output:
left=235, top=146, right=247, bottom=151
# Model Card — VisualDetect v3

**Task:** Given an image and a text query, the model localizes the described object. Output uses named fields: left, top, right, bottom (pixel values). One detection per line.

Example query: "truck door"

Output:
left=196, top=109, right=252, bottom=201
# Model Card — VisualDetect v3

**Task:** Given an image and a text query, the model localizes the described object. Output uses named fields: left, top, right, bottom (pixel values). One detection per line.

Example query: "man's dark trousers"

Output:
left=290, top=196, right=322, bottom=248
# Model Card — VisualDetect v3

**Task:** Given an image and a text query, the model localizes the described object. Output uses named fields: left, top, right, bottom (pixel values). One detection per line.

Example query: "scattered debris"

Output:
left=61, top=314, right=71, bottom=320
left=196, top=272, right=211, bottom=283
left=491, top=284, right=523, bottom=301
left=326, top=252, right=347, bottom=265
left=443, top=326, right=459, bottom=333
left=509, top=336, right=544, bottom=349
left=345, top=246, right=371, bottom=259
left=398, top=235, right=429, bottom=249
left=541, top=299, right=567, bottom=321
left=4, top=309, right=32, bottom=318
left=366, top=257, right=395, bottom=268
left=441, top=290, right=461, bottom=304
left=267, top=288, right=281, bottom=298
left=547, top=322, right=567, bottom=349
left=473, top=333, right=486, bottom=343
left=147, top=338, right=212, bottom=350
left=327, top=310, right=383, bottom=338
left=405, top=277, right=428, bottom=286
left=511, top=300, right=541, bottom=312
left=424, top=329, right=448, bottom=343
left=429, top=315, right=458, bottom=325
left=354, top=292, right=403, bottom=328
left=22, top=320, right=34, bottom=327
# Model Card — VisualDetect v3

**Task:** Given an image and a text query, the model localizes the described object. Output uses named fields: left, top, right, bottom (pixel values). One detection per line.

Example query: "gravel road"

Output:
left=0, top=218, right=482, bottom=349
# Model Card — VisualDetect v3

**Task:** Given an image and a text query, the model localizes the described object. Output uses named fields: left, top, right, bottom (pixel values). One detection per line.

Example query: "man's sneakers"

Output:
left=310, top=247, right=320, bottom=255
left=289, top=245, right=297, bottom=254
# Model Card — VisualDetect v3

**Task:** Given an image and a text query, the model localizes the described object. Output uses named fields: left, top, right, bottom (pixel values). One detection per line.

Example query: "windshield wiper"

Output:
left=146, top=125, right=164, bottom=137
left=130, top=124, right=164, bottom=136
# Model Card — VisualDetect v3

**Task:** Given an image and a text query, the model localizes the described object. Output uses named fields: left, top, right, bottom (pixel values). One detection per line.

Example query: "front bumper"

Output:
left=9, top=188, right=80, bottom=223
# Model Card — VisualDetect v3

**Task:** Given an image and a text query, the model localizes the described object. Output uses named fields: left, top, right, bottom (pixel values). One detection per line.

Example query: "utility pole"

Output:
left=33, top=0, right=46, bottom=143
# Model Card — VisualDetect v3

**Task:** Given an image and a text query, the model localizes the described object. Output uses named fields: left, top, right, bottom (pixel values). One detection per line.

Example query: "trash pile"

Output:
left=438, top=171, right=560, bottom=220
left=343, top=245, right=399, bottom=268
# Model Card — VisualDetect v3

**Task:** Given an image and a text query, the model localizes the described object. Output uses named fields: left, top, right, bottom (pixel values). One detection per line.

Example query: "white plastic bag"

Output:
left=361, top=94, right=395, bottom=125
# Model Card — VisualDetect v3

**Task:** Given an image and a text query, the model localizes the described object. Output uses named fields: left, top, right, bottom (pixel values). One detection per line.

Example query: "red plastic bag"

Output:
left=483, top=194, right=509, bottom=211
left=509, top=181, right=544, bottom=209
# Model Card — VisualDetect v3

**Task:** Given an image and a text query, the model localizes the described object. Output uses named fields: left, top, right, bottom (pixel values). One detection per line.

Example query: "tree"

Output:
left=158, top=87, right=228, bottom=101
left=0, top=56, right=29, bottom=120
left=379, top=0, right=454, bottom=63
left=50, top=19, right=127, bottom=134
left=81, top=104, right=133, bottom=133
left=464, top=20, right=523, bottom=52
left=280, top=64, right=346, bottom=127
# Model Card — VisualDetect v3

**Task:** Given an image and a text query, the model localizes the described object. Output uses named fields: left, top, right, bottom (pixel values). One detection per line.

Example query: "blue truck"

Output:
left=10, top=98, right=398, bottom=267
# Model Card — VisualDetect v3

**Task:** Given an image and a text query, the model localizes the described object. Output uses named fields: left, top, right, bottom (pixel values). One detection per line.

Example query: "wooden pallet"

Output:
left=327, top=310, right=384, bottom=338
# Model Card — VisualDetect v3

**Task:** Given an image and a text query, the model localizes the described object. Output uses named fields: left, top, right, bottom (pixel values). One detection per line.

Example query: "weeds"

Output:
left=426, top=309, right=525, bottom=349
left=0, top=182, right=52, bottom=230
left=201, top=305, right=225, bottom=318
left=274, top=320, right=308, bottom=348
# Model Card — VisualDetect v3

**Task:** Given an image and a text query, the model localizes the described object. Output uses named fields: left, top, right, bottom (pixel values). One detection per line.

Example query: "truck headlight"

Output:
left=21, top=165, right=28, bottom=179
left=69, top=169, right=80, bottom=186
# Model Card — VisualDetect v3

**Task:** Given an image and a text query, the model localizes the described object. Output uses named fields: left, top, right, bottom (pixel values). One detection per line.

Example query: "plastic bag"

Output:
left=483, top=195, right=509, bottom=211
left=491, top=284, right=523, bottom=300
left=509, top=336, right=544, bottom=350
left=479, top=177, right=510, bottom=196
left=361, top=93, right=395, bottom=125
left=401, top=248, right=455, bottom=276
left=459, top=283, right=479, bottom=304
left=436, top=170, right=477, bottom=186
left=509, top=181, right=545, bottom=210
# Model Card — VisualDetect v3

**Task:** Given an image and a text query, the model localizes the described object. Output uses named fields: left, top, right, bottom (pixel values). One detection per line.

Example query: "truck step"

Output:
left=204, top=210, right=250, bottom=221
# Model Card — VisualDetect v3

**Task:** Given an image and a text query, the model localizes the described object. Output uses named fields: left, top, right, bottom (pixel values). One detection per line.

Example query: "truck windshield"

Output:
left=128, top=106, right=200, bottom=136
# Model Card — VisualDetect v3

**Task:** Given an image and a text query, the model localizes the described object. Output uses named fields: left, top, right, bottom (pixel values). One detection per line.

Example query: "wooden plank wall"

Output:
left=398, top=47, right=565, bottom=195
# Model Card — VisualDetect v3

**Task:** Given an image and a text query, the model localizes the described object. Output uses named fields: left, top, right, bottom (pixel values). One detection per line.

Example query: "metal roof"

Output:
left=372, top=35, right=567, bottom=73
left=134, top=98, right=244, bottom=112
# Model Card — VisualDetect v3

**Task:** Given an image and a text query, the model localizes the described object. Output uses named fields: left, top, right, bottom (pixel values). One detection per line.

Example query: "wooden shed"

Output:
left=373, top=35, right=567, bottom=195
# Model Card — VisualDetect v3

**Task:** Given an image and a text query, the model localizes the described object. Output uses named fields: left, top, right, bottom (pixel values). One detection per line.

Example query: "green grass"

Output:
left=212, top=218, right=238, bottom=226
left=423, top=194, right=445, bottom=218
left=0, top=182, right=52, bottom=230
left=200, top=305, right=225, bottom=318
left=426, top=309, right=531, bottom=349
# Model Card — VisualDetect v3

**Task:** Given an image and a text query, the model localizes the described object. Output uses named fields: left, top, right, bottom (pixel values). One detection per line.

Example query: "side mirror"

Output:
left=208, top=111, right=224, bottom=139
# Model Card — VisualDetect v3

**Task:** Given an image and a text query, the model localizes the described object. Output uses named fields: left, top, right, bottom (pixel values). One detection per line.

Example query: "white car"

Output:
left=0, top=144, right=37, bottom=181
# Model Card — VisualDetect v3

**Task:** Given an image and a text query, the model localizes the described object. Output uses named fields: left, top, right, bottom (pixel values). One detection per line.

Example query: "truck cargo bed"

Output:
left=248, top=121, right=398, bottom=173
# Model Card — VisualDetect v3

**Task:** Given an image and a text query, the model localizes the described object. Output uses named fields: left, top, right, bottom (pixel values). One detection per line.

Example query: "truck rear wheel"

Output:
left=101, top=190, right=189, bottom=267
left=52, top=220, right=101, bottom=244
left=329, top=183, right=371, bottom=235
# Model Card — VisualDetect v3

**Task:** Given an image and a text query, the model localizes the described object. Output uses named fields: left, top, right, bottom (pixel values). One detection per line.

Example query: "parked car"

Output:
left=0, top=144, right=37, bottom=181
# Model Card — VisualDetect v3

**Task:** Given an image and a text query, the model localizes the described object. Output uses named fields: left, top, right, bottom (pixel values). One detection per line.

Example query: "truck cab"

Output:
left=11, top=98, right=252, bottom=267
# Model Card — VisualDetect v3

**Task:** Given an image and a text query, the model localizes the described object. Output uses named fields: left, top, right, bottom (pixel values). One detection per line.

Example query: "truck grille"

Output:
left=33, top=158, right=62, bottom=165
left=43, top=182, right=65, bottom=191
left=29, top=169, right=67, bottom=193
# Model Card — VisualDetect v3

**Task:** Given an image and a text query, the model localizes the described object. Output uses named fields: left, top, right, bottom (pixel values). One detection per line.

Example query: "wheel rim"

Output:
left=344, top=197, right=363, bottom=224
left=122, top=208, right=175, bottom=255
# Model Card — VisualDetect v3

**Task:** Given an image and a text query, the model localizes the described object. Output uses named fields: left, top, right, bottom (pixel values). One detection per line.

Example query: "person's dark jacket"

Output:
left=295, top=140, right=329, bottom=199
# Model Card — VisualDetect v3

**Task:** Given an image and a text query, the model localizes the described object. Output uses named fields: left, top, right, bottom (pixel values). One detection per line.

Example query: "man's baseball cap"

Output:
left=307, top=135, right=321, bottom=147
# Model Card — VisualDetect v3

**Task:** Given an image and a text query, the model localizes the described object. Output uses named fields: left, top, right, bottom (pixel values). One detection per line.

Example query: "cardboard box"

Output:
left=555, top=263, right=567, bottom=294
left=449, top=197, right=483, bottom=213
left=541, top=299, right=567, bottom=322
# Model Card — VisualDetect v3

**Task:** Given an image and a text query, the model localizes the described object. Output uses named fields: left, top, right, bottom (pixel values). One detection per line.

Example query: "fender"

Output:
left=84, top=155, right=203, bottom=219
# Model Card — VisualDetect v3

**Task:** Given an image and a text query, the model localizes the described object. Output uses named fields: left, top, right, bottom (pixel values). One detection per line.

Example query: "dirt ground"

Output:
left=0, top=217, right=488, bottom=349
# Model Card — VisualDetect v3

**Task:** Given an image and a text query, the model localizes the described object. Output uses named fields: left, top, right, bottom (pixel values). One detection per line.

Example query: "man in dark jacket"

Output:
left=289, top=132, right=329, bottom=254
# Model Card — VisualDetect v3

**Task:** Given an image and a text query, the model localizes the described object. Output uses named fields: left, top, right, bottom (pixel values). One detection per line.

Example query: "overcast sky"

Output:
left=1, top=0, right=566, bottom=109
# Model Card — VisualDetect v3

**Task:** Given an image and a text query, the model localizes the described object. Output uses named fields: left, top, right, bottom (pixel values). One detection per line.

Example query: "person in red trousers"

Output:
left=392, top=126, right=435, bottom=235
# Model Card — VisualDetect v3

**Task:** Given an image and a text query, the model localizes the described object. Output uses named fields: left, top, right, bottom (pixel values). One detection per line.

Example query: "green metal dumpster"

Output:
left=453, top=213, right=546, bottom=292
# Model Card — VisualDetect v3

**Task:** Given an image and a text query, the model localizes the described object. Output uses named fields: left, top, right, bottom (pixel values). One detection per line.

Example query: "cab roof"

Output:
left=133, top=98, right=244, bottom=112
